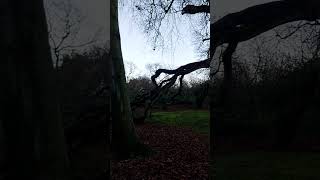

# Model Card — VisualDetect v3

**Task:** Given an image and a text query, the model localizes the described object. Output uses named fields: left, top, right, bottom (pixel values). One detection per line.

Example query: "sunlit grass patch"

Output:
left=149, top=110, right=209, bottom=135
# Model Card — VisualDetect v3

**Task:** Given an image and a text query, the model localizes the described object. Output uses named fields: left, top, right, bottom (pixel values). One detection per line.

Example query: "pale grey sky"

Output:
left=46, top=0, right=304, bottom=79
left=120, top=0, right=277, bottom=78
left=45, top=0, right=109, bottom=50
left=70, top=0, right=109, bottom=42
left=119, top=3, right=208, bottom=78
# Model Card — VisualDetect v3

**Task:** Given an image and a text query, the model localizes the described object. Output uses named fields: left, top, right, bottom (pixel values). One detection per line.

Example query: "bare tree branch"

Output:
left=169, top=74, right=185, bottom=101
left=132, top=0, right=320, bottom=122
left=181, top=5, right=210, bottom=15
left=151, top=59, right=211, bottom=86
left=211, top=0, right=320, bottom=53
left=154, top=0, right=320, bottom=91
left=133, top=0, right=209, bottom=50
left=45, top=0, right=100, bottom=70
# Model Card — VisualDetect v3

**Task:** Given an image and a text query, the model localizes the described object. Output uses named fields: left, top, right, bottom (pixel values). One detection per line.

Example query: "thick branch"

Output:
left=170, top=74, right=184, bottom=101
left=151, top=59, right=210, bottom=86
left=210, top=0, right=320, bottom=52
left=154, top=0, right=320, bottom=89
left=182, top=5, right=210, bottom=15
left=134, top=0, right=320, bottom=120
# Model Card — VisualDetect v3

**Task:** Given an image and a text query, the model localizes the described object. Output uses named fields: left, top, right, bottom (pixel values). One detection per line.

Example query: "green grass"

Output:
left=148, top=110, right=320, bottom=179
left=214, top=151, right=320, bottom=180
left=149, top=110, right=209, bottom=135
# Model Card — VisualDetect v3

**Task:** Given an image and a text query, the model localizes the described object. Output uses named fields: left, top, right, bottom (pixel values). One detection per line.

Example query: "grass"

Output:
left=148, top=109, right=320, bottom=179
left=214, top=151, right=320, bottom=180
left=149, top=110, right=209, bottom=135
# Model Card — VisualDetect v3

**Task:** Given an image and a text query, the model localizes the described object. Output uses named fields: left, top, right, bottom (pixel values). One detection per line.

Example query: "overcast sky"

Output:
left=119, top=4, right=207, bottom=78
left=119, top=0, right=277, bottom=78
left=46, top=0, right=287, bottom=77
left=68, top=0, right=109, bottom=42
left=45, top=0, right=109, bottom=51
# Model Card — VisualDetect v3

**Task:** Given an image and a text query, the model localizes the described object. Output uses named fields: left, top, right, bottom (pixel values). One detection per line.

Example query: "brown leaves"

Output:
left=112, top=124, right=209, bottom=180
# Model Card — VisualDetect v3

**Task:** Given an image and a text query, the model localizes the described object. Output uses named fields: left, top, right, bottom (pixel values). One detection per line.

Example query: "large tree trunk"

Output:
left=208, top=1, right=320, bottom=162
left=110, top=0, right=151, bottom=160
left=103, top=51, right=112, bottom=179
left=0, top=0, right=69, bottom=179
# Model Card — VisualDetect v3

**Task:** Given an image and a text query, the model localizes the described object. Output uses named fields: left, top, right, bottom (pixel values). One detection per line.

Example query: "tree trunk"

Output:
left=0, top=0, right=69, bottom=179
left=208, top=80, right=216, bottom=180
left=209, top=40, right=238, bottom=180
left=103, top=51, right=112, bottom=179
left=110, top=0, right=151, bottom=160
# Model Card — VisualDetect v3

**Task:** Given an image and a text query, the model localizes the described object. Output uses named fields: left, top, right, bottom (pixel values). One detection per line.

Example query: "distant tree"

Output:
left=128, top=1, right=320, bottom=178
left=130, top=0, right=209, bottom=55
left=189, top=79, right=210, bottom=108
left=127, top=76, right=154, bottom=100
left=145, top=63, right=162, bottom=78
left=119, top=0, right=210, bottom=125
left=127, top=76, right=154, bottom=123
left=58, top=46, right=107, bottom=119
left=124, top=61, right=138, bottom=81
left=44, top=0, right=101, bottom=69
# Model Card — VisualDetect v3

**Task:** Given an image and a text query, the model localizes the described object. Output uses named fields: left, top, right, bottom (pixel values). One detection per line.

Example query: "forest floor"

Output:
left=112, top=109, right=320, bottom=179
left=111, top=123, right=209, bottom=180
left=69, top=108, right=320, bottom=179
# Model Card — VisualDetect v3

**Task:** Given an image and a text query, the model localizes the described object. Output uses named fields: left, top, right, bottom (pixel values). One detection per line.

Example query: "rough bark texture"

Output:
left=0, top=0, right=69, bottom=179
left=110, top=0, right=150, bottom=160
left=103, top=52, right=112, bottom=179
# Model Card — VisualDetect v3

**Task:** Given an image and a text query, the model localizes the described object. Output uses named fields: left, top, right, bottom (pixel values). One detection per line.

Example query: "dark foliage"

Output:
left=127, top=76, right=210, bottom=124
left=214, top=57, right=320, bottom=148
left=57, top=48, right=108, bottom=154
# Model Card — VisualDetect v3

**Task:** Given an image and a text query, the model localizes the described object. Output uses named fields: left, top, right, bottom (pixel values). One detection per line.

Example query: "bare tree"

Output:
left=124, top=61, right=138, bottom=81
left=127, top=1, right=320, bottom=177
left=145, top=63, right=162, bottom=77
left=44, top=0, right=102, bottom=70
left=151, top=0, right=320, bottom=105
left=121, top=0, right=210, bottom=122
left=130, top=0, right=209, bottom=52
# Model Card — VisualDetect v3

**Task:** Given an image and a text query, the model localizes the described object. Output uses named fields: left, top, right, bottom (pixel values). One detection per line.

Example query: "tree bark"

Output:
left=110, top=0, right=150, bottom=160
left=0, top=0, right=69, bottom=179
left=102, top=51, right=111, bottom=179
left=209, top=0, right=320, bottom=159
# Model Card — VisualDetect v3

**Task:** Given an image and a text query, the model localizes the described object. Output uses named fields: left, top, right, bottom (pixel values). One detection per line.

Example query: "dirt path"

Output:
left=111, top=123, right=209, bottom=180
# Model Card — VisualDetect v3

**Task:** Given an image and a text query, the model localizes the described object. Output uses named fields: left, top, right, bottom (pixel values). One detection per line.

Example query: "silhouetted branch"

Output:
left=45, top=0, right=99, bottom=70
left=170, top=74, right=184, bottom=101
left=151, top=59, right=211, bottom=86
left=182, top=5, right=210, bottom=15
left=211, top=0, right=320, bottom=53
left=132, top=0, right=320, bottom=122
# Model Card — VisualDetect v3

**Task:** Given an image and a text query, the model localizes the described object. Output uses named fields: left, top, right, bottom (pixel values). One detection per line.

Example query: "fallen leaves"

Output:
left=111, top=123, right=209, bottom=180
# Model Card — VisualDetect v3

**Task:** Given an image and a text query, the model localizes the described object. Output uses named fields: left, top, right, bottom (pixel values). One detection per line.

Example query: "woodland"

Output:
left=0, top=0, right=320, bottom=179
